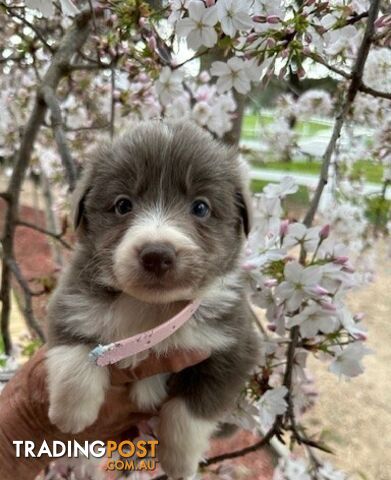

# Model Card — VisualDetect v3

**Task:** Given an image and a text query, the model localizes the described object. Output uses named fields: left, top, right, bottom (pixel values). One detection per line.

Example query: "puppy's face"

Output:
left=75, top=121, right=251, bottom=304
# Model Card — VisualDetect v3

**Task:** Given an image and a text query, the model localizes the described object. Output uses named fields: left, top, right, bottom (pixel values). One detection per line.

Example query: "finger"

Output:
left=110, top=349, right=211, bottom=384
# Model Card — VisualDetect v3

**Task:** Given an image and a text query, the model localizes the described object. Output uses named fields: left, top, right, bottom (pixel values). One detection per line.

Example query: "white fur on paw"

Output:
left=46, top=345, right=109, bottom=434
left=130, top=374, right=168, bottom=411
left=48, top=396, right=103, bottom=434
left=158, top=398, right=216, bottom=479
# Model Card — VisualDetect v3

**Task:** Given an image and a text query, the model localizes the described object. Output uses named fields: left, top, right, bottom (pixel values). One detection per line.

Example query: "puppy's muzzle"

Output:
left=139, top=243, right=176, bottom=277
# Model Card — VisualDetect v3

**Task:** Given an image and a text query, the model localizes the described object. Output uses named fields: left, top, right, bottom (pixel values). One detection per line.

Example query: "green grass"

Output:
left=243, top=114, right=382, bottom=183
left=250, top=159, right=383, bottom=184
left=242, top=113, right=330, bottom=140
left=253, top=160, right=321, bottom=175
left=0, top=336, right=5, bottom=367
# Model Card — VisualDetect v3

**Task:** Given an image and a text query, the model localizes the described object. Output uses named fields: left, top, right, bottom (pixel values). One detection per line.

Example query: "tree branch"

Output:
left=16, top=219, right=72, bottom=250
left=308, top=54, right=391, bottom=100
left=303, top=0, right=381, bottom=228
left=0, top=9, right=92, bottom=354
left=5, top=258, right=45, bottom=341
left=41, top=86, right=78, bottom=190
left=151, top=424, right=278, bottom=480
left=359, top=83, right=391, bottom=100
left=110, top=66, right=116, bottom=139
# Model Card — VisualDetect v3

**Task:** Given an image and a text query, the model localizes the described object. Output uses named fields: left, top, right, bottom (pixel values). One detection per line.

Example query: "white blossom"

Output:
left=176, top=1, right=218, bottom=50
left=363, top=48, right=391, bottom=92
left=324, top=25, right=361, bottom=56
left=282, top=223, right=321, bottom=253
left=263, top=176, right=298, bottom=199
left=192, top=101, right=211, bottom=126
left=318, top=462, right=347, bottom=480
left=207, top=94, right=236, bottom=137
left=25, top=0, right=55, bottom=17
left=288, top=303, right=338, bottom=338
left=210, top=57, right=251, bottom=94
left=59, top=0, right=79, bottom=16
left=276, top=262, right=322, bottom=312
left=155, top=67, right=184, bottom=106
left=226, top=397, right=261, bottom=431
left=296, top=90, right=333, bottom=118
left=216, top=0, right=253, bottom=37
left=273, top=457, right=311, bottom=480
left=164, top=94, right=191, bottom=119
left=244, top=228, right=287, bottom=270
left=258, top=386, right=288, bottom=430
left=320, top=263, right=355, bottom=292
left=329, top=342, right=372, bottom=378
left=253, top=194, right=283, bottom=236
left=168, top=0, right=189, bottom=24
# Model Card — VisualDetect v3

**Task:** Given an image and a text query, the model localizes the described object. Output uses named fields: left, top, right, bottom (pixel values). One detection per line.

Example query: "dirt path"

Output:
left=306, top=242, right=391, bottom=480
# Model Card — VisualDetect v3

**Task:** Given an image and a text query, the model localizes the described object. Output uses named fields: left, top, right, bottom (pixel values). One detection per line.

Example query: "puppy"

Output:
left=46, top=121, right=259, bottom=479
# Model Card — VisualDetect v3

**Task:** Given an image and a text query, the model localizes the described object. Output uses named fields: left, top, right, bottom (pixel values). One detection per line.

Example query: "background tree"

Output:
left=0, top=1, right=390, bottom=478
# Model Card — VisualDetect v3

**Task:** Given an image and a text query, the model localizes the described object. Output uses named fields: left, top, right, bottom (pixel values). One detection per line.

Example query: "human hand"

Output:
left=0, top=346, right=210, bottom=480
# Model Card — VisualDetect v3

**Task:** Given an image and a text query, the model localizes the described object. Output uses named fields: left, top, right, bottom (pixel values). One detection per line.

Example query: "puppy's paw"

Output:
left=159, top=442, right=199, bottom=480
left=48, top=394, right=103, bottom=434
left=130, top=374, right=168, bottom=411
left=158, top=398, right=216, bottom=480
left=47, top=345, right=109, bottom=434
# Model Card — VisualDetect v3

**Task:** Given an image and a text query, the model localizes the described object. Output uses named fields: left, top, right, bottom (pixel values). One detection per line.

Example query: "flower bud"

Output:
left=205, top=0, right=215, bottom=6
left=252, top=15, right=266, bottom=23
left=267, top=323, right=277, bottom=332
left=342, top=264, right=355, bottom=273
left=375, top=15, right=391, bottom=28
left=312, top=285, right=329, bottom=296
left=319, top=224, right=330, bottom=240
left=246, top=32, right=259, bottom=44
left=264, top=278, right=278, bottom=288
left=320, top=301, right=337, bottom=311
left=280, top=219, right=289, bottom=237
left=113, top=90, right=121, bottom=101
left=334, top=255, right=349, bottom=265
left=241, top=262, right=256, bottom=271
left=199, top=71, right=211, bottom=83
left=297, top=66, right=306, bottom=79
left=267, top=15, right=280, bottom=24
left=354, top=332, right=368, bottom=341
left=354, top=312, right=365, bottom=322
left=138, top=73, right=149, bottom=83
left=148, top=36, right=157, bottom=51
left=278, top=67, right=287, bottom=80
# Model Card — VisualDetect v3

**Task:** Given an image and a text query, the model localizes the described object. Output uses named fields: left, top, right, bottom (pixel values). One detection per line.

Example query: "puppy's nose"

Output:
left=139, top=243, right=176, bottom=276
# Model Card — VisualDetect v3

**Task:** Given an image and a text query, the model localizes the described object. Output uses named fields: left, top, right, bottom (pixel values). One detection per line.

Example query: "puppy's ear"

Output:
left=235, top=192, right=251, bottom=236
left=72, top=166, right=92, bottom=233
left=235, top=158, right=253, bottom=237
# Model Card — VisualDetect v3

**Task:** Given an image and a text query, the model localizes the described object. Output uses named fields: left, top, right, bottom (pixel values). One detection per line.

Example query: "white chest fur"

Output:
left=60, top=273, right=242, bottom=410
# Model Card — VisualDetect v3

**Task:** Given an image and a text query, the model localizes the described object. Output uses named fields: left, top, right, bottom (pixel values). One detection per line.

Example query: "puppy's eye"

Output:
left=115, top=197, right=133, bottom=216
left=191, top=199, right=210, bottom=218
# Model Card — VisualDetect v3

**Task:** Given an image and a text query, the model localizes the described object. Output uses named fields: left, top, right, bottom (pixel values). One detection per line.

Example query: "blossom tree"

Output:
left=0, top=0, right=390, bottom=479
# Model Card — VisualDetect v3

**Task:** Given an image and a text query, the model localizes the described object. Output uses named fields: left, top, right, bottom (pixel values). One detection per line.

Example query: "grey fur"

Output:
left=47, top=120, right=258, bottom=440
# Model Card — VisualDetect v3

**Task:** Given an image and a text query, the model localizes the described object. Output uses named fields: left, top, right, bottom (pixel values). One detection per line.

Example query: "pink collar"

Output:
left=89, top=300, right=201, bottom=367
